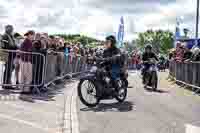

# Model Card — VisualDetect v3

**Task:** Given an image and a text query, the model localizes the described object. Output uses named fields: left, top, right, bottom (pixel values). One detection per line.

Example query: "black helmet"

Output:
left=145, top=44, right=152, bottom=50
left=106, top=35, right=116, bottom=47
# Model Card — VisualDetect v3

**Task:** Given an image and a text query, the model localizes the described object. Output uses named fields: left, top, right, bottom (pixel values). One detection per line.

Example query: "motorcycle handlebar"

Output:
left=143, top=58, right=157, bottom=64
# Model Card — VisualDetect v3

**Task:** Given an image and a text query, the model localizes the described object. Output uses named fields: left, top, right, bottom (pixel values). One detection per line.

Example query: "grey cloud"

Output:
left=14, top=0, right=86, bottom=30
left=182, top=13, right=196, bottom=23
left=83, top=0, right=175, bottom=14
left=0, top=5, right=8, bottom=18
left=18, top=0, right=75, bottom=9
left=25, top=9, right=65, bottom=28
left=158, top=12, right=196, bottom=28
left=24, top=9, right=77, bottom=32
left=84, top=0, right=175, bottom=6
left=0, top=0, right=194, bottom=38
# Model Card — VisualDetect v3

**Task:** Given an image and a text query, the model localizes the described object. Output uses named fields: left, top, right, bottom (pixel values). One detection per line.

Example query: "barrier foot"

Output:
left=194, top=89, right=200, bottom=95
left=40, top=86, right=48, bottom=93
left=52, top=83, right=56, bottom=86
left=32, top=87, right=41, bottom=95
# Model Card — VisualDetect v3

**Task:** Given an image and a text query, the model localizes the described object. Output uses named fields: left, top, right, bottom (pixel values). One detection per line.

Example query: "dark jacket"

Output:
left=32, top=48, right=46, bottom=69
left=192, top=53, right=200, bottom=61
left=183, top=51, right=193, bottom=60
left=20, top=38, right=33, bottom=62
left=32, top=47, right=47, bottom=85
left=1, top=33, right=17, bottom=50
left=102, top=47, right=124, bottom=71
left=142, top=52, right=159, bottom=63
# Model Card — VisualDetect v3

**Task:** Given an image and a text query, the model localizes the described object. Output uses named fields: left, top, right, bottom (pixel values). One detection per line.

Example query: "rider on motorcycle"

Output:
left=141, top=44, right=159, bottom=84
left=94, top=35, right=125, bottom=94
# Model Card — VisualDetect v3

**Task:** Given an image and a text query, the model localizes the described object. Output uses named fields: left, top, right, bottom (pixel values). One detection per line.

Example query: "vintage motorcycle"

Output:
left=142, top=58, right=158, bottom=91
left=78, top=56, right=128, bottom=107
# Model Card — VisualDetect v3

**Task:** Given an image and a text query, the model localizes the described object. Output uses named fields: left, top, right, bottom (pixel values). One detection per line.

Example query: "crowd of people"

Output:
left=169, top=41, right=200, bottom=62
left=129, top=51, right=142, bottom=70
left=3, top=25, right=199, bottom=94
left=0, top=25, right=98, bottom=94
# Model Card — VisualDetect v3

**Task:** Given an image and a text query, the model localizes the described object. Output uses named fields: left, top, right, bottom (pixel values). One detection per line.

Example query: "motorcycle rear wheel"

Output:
left=115, top=79, right=128, bottom=103
left=78, top=79, right=100, bottom=107
left=151, top=71, right=158, bottom=91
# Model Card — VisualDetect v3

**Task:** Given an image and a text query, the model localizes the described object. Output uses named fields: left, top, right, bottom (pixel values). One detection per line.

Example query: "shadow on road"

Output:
left=145, top=88, right=169, bottom=93
left=18, top=83, right=67, bottom=103
left=80, top=101, right=134, bottom=112
left=0, top=89, right=20, bottom=95
left=0, top=79, right=76, bottom=103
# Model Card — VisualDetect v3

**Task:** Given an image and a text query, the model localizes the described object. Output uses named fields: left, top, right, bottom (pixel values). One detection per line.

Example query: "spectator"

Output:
left=20, top=30, right=35, bottom=94
left=57, top=39, right=65, bottom=52
left=175, top=42, right=184, bottom=62
left=56, top=39, right=65, bottom=76
left=73, top=45, right=80, bottom=56
left=80, top=46, right=85, bottom=56
left=183, top=47, right=193, bottom=61
left=1, top=25, right=17, bottom=89
left=169, top=48, right=176, bottom=60
left=49, top=35, right=56, bottom=50
left=32, top=40, right=47, bottom=90
left=131, top=52, right=138, bottom=70
left=35, top=33, right=41, bottom=41
left=14, top=33, right=24, bottom=48
left=40, top=34, right=48, bottom=49
left=13, top=33, right=24, bottom=85
left=191, top=47, right=200, bottom=61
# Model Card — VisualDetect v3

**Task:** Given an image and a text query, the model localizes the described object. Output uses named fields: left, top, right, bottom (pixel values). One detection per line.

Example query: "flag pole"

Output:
left=195, top=0, right=199, bottom=46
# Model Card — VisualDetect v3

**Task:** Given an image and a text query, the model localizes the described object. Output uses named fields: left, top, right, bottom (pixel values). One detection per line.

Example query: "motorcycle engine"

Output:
left=104, top=77, right=111, bottom=84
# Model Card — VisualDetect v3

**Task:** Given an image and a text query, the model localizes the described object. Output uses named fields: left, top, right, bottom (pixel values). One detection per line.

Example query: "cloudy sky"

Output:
left=0, top=0, right=197, bottom=40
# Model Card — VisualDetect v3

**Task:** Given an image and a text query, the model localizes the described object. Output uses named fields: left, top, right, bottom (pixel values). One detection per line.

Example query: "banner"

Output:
left=117, top=16, right=124, bottom=48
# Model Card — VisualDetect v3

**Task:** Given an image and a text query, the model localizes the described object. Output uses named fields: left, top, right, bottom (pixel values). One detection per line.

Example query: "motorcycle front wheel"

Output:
left=78, top=79, right=100, bottom=107
left=115, top=79, right=128, bottom=103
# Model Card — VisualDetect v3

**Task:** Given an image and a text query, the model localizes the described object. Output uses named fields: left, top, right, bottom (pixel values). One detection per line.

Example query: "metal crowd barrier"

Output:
left=0, top=49, right=45, bottom=93
left=169, top=61, right=200, bottom=94
left=0, top=49, right=89, bottom=94
left=0, top=49, right=130, bottom=94
left=44, top=52, right=88, bottom=87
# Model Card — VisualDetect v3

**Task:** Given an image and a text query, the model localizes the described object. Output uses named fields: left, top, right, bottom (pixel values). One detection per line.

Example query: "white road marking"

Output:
left=35, top=99, right=64, bottom=108
left=0, top=113, right=52, bottom=132
left=71, top=86, right=80, bottom=133
left=1, top=102, right=60, bottom=116
left=185, top=124, right=200, bottom=133
left=63, top=82, right=80, bottom=133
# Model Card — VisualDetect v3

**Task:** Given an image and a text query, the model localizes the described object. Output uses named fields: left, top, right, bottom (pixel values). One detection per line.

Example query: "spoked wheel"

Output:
left=151, top=71, right=158, bottom=91
left=115, top=79, right=128, bottom=103
left=144, top=73, right=150, bottom=89
left=78, top=79, right=100, bottom=107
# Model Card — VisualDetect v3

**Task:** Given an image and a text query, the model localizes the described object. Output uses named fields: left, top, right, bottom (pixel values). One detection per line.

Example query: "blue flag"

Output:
left=117, top=16, right=124, bottom=48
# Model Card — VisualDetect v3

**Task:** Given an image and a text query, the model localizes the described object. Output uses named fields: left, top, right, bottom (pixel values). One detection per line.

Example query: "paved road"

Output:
left=77, top=71, right=200, bottom=133
left=0, top=71, right=200, bottom=133
left=0, top=80, right=78, bottom=133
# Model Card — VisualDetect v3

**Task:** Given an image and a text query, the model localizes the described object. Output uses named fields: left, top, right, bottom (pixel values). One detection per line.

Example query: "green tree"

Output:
left=136, top=30, right=174, bottom=54
left=52, top=34, right=99, bottom=47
